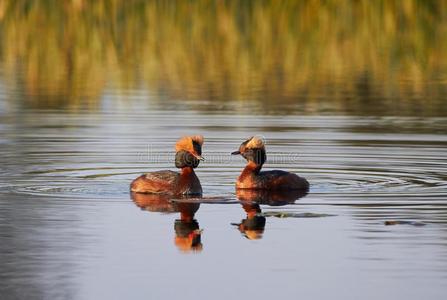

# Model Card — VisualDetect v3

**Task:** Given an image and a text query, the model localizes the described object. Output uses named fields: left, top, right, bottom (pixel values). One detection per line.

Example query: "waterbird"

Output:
left=131, top=135, right=204, bottom=195
left=231, top=136, right=309, bottom=190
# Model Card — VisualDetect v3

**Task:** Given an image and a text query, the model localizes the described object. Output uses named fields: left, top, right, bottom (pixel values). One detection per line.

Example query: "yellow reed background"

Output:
left=0, top=0, right=446, bottom=110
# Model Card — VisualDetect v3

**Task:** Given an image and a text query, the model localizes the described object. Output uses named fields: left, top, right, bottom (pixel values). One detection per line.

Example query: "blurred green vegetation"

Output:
left=0, top=0, right=446, bottom=112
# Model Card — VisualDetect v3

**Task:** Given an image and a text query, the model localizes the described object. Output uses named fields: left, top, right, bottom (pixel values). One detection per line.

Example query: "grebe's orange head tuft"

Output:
left=231, top=135, right=266, bottom=165
left=174, top=135, right=204, bottom=168
left=246, top=135, right=265, bottom=149
left=175, top=135, right=204, bottom=160
left=231, top=135, right=265, bottom=154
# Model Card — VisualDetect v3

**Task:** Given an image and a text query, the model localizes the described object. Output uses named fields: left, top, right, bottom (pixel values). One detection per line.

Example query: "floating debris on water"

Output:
left=262, top=212, right=336, bottom=218
left=384, top=220, right=426, bottom=226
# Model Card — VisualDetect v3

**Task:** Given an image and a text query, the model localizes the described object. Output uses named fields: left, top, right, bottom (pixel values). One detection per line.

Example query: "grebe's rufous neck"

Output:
left=231, top=135, right=309, bottom=190
left=130, top=135, right=204, bottom=195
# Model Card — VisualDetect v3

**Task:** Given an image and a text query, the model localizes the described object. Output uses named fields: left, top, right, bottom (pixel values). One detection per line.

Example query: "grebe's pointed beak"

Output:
left=231, top=150, right=241, bottom=155
left=192, top=153, right=205, bottom=161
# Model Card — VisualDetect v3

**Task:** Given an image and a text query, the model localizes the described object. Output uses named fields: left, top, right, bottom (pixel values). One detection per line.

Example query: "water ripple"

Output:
left=0, top=114, right=445, bottom=201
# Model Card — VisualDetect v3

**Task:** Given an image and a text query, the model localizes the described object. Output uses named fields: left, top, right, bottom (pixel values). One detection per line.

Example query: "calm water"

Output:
left=1, top=1, right=447, bottom=300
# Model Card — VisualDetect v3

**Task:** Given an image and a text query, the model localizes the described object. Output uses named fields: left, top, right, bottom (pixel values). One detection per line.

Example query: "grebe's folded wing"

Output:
left=144, top=170, right=179, bottom=183
left=131, top=170, right=180, bottom=193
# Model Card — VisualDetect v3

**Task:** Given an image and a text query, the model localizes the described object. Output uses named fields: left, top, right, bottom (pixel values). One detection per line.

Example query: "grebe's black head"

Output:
left=174, top=135, right=204, bottom=168
left=231, top=135, right=266, bottom=166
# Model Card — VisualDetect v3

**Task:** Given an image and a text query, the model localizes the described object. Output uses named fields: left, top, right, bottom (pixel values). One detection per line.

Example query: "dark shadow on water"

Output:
left=131, top=192, right=203, bottom=253
left=236, top=189, right=309, bottom=206
left=232, top=189, right=308, bottom=240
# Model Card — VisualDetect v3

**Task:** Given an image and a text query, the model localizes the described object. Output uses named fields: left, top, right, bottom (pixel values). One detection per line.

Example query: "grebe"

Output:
left=130, top=135, right=204, bottom=195
left=231, top=136, right=309, bottom=190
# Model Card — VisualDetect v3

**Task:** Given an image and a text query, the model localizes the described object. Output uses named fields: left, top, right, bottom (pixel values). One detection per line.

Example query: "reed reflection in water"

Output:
left=0, top=0, right=446, bottom=115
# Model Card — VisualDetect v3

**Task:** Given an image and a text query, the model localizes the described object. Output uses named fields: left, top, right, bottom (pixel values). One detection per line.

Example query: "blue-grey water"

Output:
left=1, top=97, right=446, bottom=299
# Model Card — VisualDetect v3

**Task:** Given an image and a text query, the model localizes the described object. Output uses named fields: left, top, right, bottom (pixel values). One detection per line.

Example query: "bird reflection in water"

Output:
left=131, top=192, right=203, bottom=252
left=232, top=189, right=308, bottom=240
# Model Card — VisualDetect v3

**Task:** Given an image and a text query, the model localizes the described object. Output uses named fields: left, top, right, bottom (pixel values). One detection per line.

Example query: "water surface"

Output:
left=1, top=1, right=447, bottom=300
